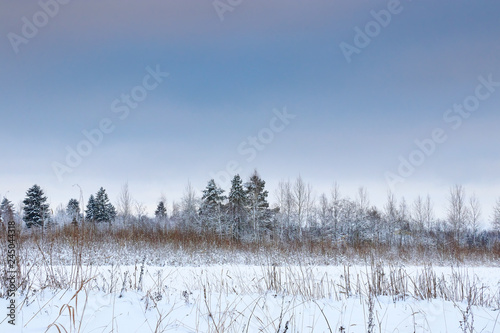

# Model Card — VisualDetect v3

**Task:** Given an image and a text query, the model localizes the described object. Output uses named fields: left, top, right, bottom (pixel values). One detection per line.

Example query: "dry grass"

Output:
left=2, top=222, right=499, bottom=267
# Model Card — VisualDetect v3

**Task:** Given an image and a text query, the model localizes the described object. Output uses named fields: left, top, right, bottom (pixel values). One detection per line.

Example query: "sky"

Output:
left=1, top=0, right=499, bottom=223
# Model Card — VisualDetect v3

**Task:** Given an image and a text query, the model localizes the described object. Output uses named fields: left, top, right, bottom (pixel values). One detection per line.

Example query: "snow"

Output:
left=2, top=264, right=499, bottom=332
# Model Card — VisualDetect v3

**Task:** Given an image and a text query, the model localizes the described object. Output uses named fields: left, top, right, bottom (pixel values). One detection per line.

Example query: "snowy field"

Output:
left=2, top=263, right=499, bottom=332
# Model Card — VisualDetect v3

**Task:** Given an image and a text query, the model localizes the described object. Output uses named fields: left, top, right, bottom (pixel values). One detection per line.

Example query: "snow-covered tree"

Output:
left=292, top=176, right=314, bottom=239
left=199, top=179, right=226, bottom=234
left=135, top=201, right=148, bottom=225
left=227, top=174, right=247, bottom=239
left=86, top=188, right=116, bottom=223
left=155, top=201, right=167, bottom=220
left=383, top=191, right=399, bottom=242
left=447, top=185, right=470, bottom=241
left=275, top=179, right=294, bottom=239
left=423, top=195, right=435, bottom=231
left=330, top=183, right=342, bottom=238
left=117, top=182, right=132, bottom=224
left=411, top=195, right=426, bottom=233
left=337, top=197, right=359, bottom=244
left=95, top=187, right=116, bottom=223
left=411, top=194, right=434, bottom=234
left=66, top=198, right=82, bottom=223
left=492, top=198, right=500, bottom=233
left=245, top=170, right=271, bottom=240
left=179, top=182, right=199, bottom=231
left=468, top=194, right=481, bottom=243
left=348, top=187, right=370, bottom=244
left=397, top=197, right=411, bottom=244
left=367, top=206, right=383, bottom=242
left=316, top=193, right=332, bottom=238
left=23, top=184, right=50, bottom=228
left=53, top=204, right=68, bottom=226
left=0, top=197, right=15, bottom=231
left=1, top=197, right=15, bottom=224
left=85, top=195, right=96, bottom=222
left=170, top=201, right=181, bottom=228
left=155, top=200, right=168, bottom=230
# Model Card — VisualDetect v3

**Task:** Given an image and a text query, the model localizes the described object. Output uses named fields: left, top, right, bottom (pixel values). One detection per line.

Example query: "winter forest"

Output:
left=2, top=172, right=500, bottom=332
left=4, top=170, right=500, bottom=253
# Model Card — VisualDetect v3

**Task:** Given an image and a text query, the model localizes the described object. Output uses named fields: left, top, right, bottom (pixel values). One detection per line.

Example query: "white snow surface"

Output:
left=1, top=264, right=499, bottom=332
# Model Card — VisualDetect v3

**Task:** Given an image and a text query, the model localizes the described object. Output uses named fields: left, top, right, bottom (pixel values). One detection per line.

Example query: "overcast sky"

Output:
left=1, top=0, right=499, bottom=221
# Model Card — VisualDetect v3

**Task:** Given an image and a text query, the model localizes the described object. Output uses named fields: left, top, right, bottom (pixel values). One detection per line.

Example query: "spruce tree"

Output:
left=228, top=174, right=247, bottom=239
left=1, top=197, right=15, bottom=222
left=245, top=170, right=271, bottom=239
left=93, top=187, right=116, bottom=223
left=67, top=198, right=81, bottom=223
left=85, top=195, right=96, bottom=222
left=155, top=201, right=167, bottom=220
left=199, top=179, right=226, bottom=234
left=23, top=184, right=50, bottom=228
left=1, top=197, right=15, bottom=230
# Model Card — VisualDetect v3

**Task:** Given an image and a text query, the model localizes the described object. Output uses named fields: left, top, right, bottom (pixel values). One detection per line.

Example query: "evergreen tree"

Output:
left=93, top=187, right=116, bottom=223
left=1, top=197, right=15, bottom=230
left=23, top=184, right=50, bottom=228
left=155, top=201, right=167, bottom=220
left=245, top=170, right=271, bottom=240
left=85, top=188, right=116, bottom=223
left=85, top=195, right=96, bottom=222
left=199, top=179, right=226, bottom=234
left=66, top=198, right=82, bottom=223
left=227, top=174, right=247, bottom=239
left=1, top=197, right=15, bottom=223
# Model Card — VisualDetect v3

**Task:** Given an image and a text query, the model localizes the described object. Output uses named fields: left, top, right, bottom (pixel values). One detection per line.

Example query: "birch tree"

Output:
left=447, top=185, right=470, bottom=242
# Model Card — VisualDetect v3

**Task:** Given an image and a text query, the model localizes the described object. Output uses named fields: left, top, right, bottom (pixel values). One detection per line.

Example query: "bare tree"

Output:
left=180, top=181, right=199, bottom=231
left=447, top=185, right=470, bottom=242
left=330, top=182, right=342, bottom=237
left=384, top=191, right=398, bottom=242
left=411, top=195, right=426, bottom=232
left=135, top=201, right=147, bottom=226
left=397, top=197, right=410, bottom=246
left=275, top=179, right=293, bottom=239
left=170, top=201, right=181, bottom=228
left=117, top=182, right=133, bottom=225
left=293, top=176, right=306, bottom=231
left=491, top=198, right=500, bottom=233
left=338, top=197, right=357, bottom=244
left=318, top=193, right=332, bottom=231
left=349, top=187, right=370, bottom=244
left=468, top=194, right=481, bottom=243
left=293, top=176, right=313, bottom=240
left=356, top=187, right=369, bottom=214
left=423, top=194, right=435, bottom=231
left=305, top=188, right=316, bottom=232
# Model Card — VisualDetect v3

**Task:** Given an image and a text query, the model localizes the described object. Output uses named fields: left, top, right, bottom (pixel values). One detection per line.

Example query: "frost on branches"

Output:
left=85, top=187, right=117, bottom=223
left=23, top=184, right=50, bottom=228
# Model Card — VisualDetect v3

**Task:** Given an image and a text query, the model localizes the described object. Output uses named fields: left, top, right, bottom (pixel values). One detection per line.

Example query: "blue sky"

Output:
left=1, top=0, right=499, bottom=221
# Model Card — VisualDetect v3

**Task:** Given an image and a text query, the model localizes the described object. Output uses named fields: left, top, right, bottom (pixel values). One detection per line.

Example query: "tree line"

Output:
left=2, top=171, right=500, bottom=247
